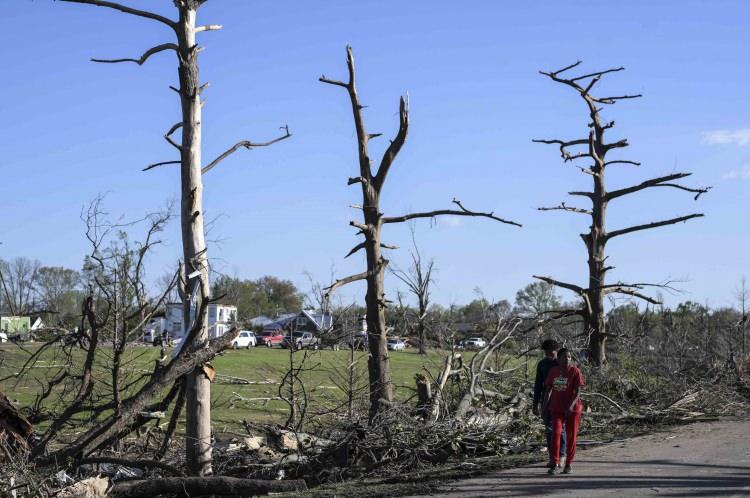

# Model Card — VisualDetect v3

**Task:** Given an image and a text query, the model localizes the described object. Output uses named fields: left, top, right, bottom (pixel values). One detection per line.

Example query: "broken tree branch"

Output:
left=164, top=122, right=183, bottom=151
left=91, top=43, right=178, bottom=65
left=606, top=173, right=711, bottom=201
left=532, top=275, right=585, bottom=295
left=195, top=24, right=223, bottom=32
left=201, top=126, right=291, bottom=174
left=382, top=199, right=522, bottom=227
left=319, top=45, right=373, bottom=182
left=532, top=138, right=589, bottom=162
left=538, top=202, right=592, bottom=215
left=374, top=95, right=409, bottom=191
left=594, top=94, right=643, bottom=104
left=345, top=241, right=397, bottom=259
left=142, top=160, right=180, bottom=172
left=324, top=270, right=372, bottom=299
left=59, top=0, right=177, bottom=29
left=606, top=214, right=704, bottom=240
left=606, top=159, right=641, bottom=167
left=602, top=286, right=662, bottom=304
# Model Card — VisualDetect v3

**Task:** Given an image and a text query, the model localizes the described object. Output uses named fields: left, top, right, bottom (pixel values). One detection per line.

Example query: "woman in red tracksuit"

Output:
left=543, top=347, right=584, bottom=475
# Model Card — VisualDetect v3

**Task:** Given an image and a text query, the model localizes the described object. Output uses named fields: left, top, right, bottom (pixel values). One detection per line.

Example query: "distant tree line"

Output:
left=211, top=275, right=304, bottom=321
left=382, top=279, right=747, bottom=367
left=0, top=258, right=305, bottom=329
left=0, top=257, right=84, bottom=327
left=3, top=252, right=745, bottom=367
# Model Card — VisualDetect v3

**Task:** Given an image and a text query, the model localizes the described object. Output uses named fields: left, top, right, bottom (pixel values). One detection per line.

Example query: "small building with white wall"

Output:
left=165, top=302, right=237, bottom=340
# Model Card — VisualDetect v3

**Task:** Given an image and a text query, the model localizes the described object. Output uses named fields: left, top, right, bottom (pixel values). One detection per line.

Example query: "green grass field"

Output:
left=0, top=343, right=474, bottom=432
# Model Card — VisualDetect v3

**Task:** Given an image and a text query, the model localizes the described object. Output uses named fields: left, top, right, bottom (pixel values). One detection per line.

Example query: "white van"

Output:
left=231, top=330, right=257, bottom=349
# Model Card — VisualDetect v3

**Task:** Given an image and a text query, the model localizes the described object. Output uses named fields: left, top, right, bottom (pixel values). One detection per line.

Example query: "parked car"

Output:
left=386, top=338, right=405, bottom=351
left=143, top=318, right=167, bottom=344
left=144, top=328, right=162, bottom=345
left=347, top=331, right=369, bottom=349
left=281, top=331, right=320, bottom=349
left=453, top=339, right=465, bottom=350
left=0, top=332, right=7, bottom=343
left=259, top=331, right=285, bottom=347
left=149, top=331, right=174, bottom=347
left=231, top=330, right=257, bottom=349
left=464, top=337, right=487, bottom=349
left=8, top=333, right=35, bottom=342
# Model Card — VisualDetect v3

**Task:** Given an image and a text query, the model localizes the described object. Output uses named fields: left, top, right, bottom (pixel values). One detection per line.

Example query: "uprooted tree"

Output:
left=320, top=46, right=521, bottom=419
left=60, top=0, right=289, bottom=474
left=533, top=61, right=709, bottom=367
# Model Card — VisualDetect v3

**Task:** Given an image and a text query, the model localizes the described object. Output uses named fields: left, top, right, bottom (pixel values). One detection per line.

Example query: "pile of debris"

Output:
left=214, top=425, right=335, bottom=480
left=204, top=387, right=542, bottom=486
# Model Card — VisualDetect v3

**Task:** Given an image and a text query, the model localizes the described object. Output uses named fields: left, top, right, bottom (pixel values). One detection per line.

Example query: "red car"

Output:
left=259, top=331, right=284, bottom=347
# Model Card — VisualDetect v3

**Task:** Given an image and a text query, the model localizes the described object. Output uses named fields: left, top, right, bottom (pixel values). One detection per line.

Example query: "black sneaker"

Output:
left=562, top=465, right=572, bottom=474
left=546, top=461, right=556, bottom=469
left=547, top=465, right=561, bottom=475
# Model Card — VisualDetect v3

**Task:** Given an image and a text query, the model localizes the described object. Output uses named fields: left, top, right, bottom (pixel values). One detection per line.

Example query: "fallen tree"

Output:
left=39, top=325, right=240, bottom=465
left=109, top=475, right=307, bottom=497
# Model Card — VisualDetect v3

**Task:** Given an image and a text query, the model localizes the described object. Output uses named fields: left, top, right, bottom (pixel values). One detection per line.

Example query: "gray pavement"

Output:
left=409, top=419, right=750, bottom=497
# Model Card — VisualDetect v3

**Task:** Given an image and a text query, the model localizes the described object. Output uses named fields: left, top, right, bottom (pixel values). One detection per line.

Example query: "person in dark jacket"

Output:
left=532, top=339, right=565, bottom=467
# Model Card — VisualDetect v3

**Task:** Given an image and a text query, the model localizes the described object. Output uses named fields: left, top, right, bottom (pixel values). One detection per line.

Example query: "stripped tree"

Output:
left=320, top=46, right=521, bottom=419
left=533, top=61, right=709, bottom=366
left=391, top=227, right=435, bottom=355
left=59, top=0, right=289, bottom=475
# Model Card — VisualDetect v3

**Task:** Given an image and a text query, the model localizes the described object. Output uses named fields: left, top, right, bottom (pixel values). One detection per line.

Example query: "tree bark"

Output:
left=175, top=4, right=213, bottom=476
left=364, top=206, right=393, bottom=419
left=586, top=113, right=609, bottom=366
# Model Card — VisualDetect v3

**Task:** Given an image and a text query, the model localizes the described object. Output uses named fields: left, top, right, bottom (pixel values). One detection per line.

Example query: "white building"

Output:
left=165, top=302, right=237, bottom=340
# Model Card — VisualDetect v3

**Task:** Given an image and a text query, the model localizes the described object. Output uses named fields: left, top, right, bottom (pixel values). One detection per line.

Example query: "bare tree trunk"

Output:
left=585, top=158, right=608, bottom=365
left=174, top=4, right=213, bottom=476
left=391, top=228, right=434, bottom=356
left=365, top=228, right=393, bottom=418
left=534, top=61, right=709, bottom=367
left=58, top=0, right=289, bottom=475
left=321, top=46, right=519, bottom=419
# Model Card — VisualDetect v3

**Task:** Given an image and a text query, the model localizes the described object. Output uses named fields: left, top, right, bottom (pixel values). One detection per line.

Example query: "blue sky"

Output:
left=1, top=0, right=748, bottom=310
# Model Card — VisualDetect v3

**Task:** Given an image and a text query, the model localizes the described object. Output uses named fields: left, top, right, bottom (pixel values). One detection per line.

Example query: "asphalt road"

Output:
left=409, top=418, right=750, bottom=497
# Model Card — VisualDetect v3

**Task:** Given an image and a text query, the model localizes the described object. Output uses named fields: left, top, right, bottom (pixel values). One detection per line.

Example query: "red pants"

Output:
left=549, top=411, right=581, bottom=465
